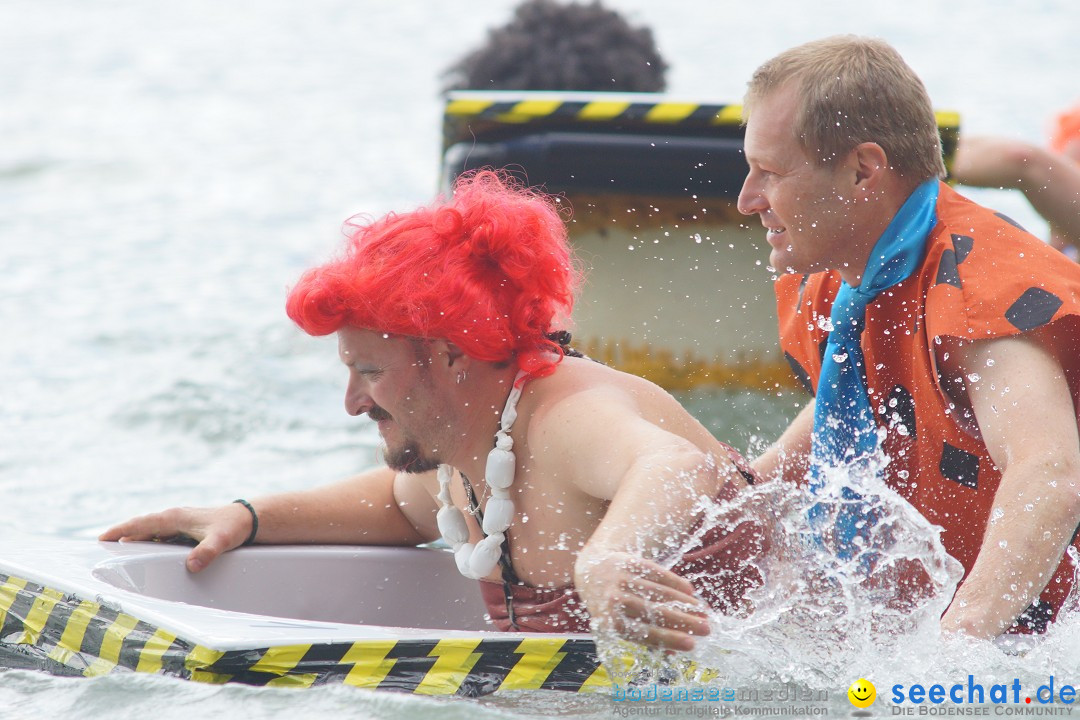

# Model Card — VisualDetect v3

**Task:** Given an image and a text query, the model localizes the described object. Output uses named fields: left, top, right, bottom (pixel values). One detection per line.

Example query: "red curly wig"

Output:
left=286, top=171, right=583, bottom=378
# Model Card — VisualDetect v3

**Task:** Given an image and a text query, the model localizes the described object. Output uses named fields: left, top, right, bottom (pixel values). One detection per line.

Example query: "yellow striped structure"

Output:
left=442, top=92, right=962, bottom=166
left=0, top=572, right=610, bottom=696
left=580, top=337, right=802, bottom=393
left=444, top=96, right=746, bottom=131
left=439, top=92, right=962, bottom=394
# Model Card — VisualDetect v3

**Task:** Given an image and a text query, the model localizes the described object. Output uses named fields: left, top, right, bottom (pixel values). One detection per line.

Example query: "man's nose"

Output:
left=344, top=375, right=372, bottom=417
left=737, top=173, right=767, bottom=216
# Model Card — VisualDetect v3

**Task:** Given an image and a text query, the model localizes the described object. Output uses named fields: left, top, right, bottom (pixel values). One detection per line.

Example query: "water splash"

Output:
left=592, top=453, right=1078, bottom=691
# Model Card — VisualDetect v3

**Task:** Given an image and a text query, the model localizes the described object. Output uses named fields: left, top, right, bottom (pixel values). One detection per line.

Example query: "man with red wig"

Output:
left=101, top=171, right=762, bottom=650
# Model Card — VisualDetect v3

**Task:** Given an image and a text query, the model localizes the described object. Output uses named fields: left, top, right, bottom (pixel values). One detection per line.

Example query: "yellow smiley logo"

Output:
left=848, top=678, right=876, bottom=708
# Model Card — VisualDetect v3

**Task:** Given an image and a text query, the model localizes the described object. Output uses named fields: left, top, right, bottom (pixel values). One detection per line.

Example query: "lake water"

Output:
left=2, top=0, right=1079, bottom=717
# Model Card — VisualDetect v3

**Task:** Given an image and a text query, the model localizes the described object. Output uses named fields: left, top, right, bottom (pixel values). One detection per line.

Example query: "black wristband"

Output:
left=233, top=499, right=259, bottom=546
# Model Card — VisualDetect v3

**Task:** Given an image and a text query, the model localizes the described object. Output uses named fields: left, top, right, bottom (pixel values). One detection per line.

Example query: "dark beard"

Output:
left=383, top=440, right=441, bottom=474
left=369, top=403, right=440, bottom=473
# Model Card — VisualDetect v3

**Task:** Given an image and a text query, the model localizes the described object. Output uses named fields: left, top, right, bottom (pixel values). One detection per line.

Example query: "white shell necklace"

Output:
left=435, top=370, right=527, bottom=579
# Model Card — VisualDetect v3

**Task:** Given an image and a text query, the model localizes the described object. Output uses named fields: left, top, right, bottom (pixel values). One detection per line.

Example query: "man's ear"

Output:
left=427, top=339, right=468, bottom=371
left=851, top=141, right=889, bottom=190
left=444, top=341, right=467, bottom=368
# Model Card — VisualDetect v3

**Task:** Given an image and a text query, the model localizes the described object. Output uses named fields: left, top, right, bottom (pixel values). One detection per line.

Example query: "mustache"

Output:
left=368, top=404, right=392, bottom=423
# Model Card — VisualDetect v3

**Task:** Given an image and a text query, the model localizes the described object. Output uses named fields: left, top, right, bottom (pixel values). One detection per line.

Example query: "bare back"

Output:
left=432, top=356, right=750, bottom=588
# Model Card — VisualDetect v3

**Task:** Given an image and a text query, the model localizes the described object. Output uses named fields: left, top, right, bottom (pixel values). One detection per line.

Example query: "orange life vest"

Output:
left=777, top=182, right=1080, bottom=632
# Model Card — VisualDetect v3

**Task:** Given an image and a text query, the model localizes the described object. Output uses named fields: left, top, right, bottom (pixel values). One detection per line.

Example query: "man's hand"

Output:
left=99, top=502, right=255, bottom=573
left=575, top=551, right=711, bottom=652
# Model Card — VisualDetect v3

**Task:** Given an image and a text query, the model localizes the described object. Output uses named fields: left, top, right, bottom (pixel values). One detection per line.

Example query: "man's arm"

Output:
left=751, top=399, right=815, bottom=485
left=953, top=136, right=1080, bottom=249
left=99, top=466, right=440, bottom=572
left=539, top=389, right=743, bottom=651
left=938, top=333, right=1080, bottom=637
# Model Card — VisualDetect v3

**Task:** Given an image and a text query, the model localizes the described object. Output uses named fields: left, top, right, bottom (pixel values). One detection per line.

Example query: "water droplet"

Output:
left=966, top=373, right=981, bottom=383
left=1024, top=503, right=1034, bottom=512
left=986, top=358, right=996, bottom=367
left=999, top=540, right=1008, bottom=549
left=991, top=507, right=1005, bottom=523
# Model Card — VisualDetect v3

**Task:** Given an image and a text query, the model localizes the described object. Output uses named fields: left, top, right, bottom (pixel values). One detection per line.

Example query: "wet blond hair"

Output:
left=744, top=35, right=946, bottom=182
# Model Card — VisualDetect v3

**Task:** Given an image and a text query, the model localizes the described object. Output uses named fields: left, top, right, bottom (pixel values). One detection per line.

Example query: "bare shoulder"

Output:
left=525, top=358, right=672, bottom=429
left=521, top=357, right=738, bottom=468
left=392, top=468, right=440, bottom=538
left=514, top=358, right=752, bottom=505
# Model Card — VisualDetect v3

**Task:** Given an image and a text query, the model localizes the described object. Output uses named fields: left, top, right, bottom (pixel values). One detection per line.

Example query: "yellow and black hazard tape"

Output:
left=442, top=92, right=961, bottom=166
left=445, top=93, right=960, bottom=131
left=442, top=94, right=744, bottom=151
left=445, top=94, right=960, bottom=132
left=445, top=95, right=746, bottom=128
left=0, top=572, right=610, bottom=696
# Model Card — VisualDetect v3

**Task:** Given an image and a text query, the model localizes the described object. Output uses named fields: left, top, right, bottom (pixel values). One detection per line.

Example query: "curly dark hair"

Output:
left=442, top=0, right=668, bottom=93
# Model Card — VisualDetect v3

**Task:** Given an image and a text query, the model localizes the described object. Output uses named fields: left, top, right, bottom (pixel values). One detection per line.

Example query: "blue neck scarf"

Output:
left=808, top=178, right=939, bottom=558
